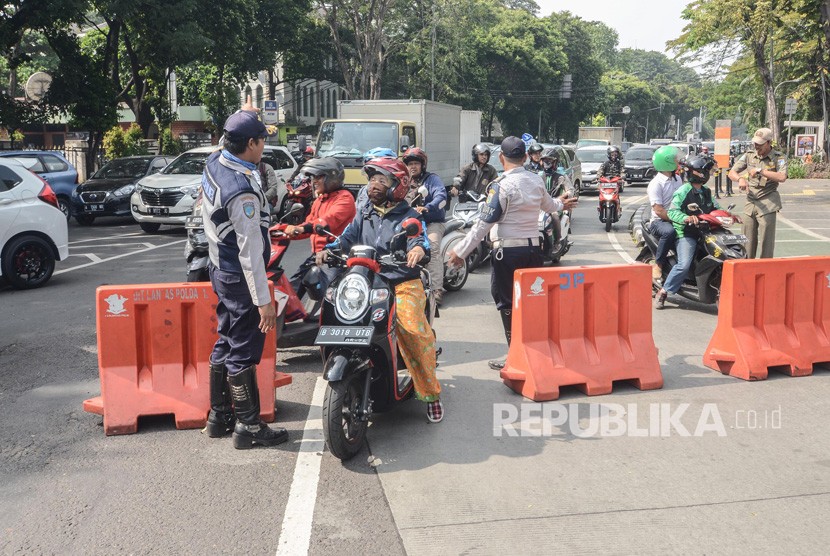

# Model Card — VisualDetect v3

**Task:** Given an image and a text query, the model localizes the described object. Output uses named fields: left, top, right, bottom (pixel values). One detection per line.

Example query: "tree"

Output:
left=670, top=0, right=786, bottom=140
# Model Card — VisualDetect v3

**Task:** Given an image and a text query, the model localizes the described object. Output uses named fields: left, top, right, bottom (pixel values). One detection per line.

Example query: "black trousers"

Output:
left=490, top=245, right=543, bottom=311
left=209, top=266, right=266, bottom=376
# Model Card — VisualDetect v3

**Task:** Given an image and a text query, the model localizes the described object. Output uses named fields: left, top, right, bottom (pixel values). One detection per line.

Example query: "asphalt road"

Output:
left=2, top=179, right=829, bottom=554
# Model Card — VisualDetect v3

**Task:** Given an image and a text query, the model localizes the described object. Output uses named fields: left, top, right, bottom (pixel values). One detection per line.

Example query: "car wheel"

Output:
left=75, top=215, right=95, bottom=226
left=139, top=222, right=161, bottom=233
left=1, top=235, right=56, bottom=289
left=57, top=196, right=71, bottom=220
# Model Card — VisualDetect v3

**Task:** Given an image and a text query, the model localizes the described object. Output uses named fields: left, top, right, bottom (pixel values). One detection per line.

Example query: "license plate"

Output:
left=185, top=215, right=203, bottom=229
left=457, top=202, right=479, bottom=211
left=315, top=326, right=374, bottom=346
left=87, top=204, right=106, bottom=212
left=148, top=207, right=169, bottom=215
left=720, top=234, right=748, bottom=244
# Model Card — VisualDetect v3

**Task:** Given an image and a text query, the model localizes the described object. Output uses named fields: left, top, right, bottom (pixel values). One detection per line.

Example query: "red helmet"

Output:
left=364, top=157, right=410, bottom=202
left=303, top=146, right=314, bottom=155
left=402, top=147, right=428, bottom=171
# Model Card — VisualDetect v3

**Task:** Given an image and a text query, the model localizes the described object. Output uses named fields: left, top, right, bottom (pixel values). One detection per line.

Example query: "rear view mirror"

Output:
left=401, top=217, right=422, bottom=237
left=400, top=135, right=411, bottom=152
left=298, top=137, right=307, bottom=152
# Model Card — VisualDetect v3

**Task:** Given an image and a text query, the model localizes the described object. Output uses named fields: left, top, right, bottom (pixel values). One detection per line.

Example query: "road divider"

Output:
left=83, top=282, right=291, bottom=435
left=501, top=264, right=663, bottom=401
left=704, top=256, right=830, bottom=380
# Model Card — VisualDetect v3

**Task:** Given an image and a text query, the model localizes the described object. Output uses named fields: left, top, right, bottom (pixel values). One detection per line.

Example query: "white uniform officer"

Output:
left=201, top=110, right=288, bottom=450
left=448, top=136, right=578, bottom=369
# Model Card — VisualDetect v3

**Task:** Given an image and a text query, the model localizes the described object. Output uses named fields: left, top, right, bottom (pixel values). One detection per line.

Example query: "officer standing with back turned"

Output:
left=448, top=137, right=578, bottom=370
left=201, top=110, right=288, bottom=450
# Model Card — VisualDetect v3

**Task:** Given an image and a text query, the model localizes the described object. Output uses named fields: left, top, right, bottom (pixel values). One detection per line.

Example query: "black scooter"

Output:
left=311, top=219, right=437, bottom=460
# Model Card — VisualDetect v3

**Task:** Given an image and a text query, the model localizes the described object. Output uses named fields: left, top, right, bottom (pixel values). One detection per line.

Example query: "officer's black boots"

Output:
left=228, top=365, right=288, bottom=450
left=488, top=309, right=512, bottom=370
left=206, top=361, right=236, bottom=437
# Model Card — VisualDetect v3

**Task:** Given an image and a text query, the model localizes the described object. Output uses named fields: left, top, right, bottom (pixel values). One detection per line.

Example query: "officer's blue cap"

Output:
left=501, top=136, right=526, bottom=158
left=223, top=110, right=276, bottom=141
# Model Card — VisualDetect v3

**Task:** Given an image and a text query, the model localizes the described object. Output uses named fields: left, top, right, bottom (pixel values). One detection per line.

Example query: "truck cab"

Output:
left=316, top=119, right=417, bottom=195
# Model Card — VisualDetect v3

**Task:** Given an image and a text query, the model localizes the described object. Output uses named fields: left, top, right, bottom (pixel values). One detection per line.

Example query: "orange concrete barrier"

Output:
left=704, top=257, right=830, bottom=380
left=84, top=282, right=291, bottom=435
left=501, top=264, right=663, bottom=401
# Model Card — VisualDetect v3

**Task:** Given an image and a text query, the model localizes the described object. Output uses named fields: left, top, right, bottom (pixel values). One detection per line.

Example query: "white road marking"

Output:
left=276, top=377, right=326, bottom=556
left=607, top=230, right=636, bottom=263
left=775, top=239, right=829, bottom=243
left=54, top=239, right=186, bottom=275
left=67, top=253, right=103, bottom=263
left=778, top=215, right=830, bottom=242
left=68, top=232, right=146, bottom=245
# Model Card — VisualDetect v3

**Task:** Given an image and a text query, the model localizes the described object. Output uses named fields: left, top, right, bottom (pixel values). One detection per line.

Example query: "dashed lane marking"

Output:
left=778, top=215, right=830, bottom=242
left=55, top=239, right=186, bottom=275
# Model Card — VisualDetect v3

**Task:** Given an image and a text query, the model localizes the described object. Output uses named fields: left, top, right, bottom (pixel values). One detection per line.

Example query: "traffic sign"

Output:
left=622, top=106, right=631, bottom=114
left=263, top=100, right=279, bottom=125
left=784, top=97, right=797, bottom=115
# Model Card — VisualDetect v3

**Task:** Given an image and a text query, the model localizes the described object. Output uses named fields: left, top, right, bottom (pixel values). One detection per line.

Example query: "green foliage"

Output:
left=787, top=157, right=806, bottom=179
left=158, top=127, right=184, bottom=155
left=103, top=124, right=147, bottom=159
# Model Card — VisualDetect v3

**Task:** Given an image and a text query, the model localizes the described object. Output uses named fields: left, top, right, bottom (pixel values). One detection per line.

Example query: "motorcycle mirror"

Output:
left=727, top=203, right=736, bottom=211
left=417, top=185, right=429, bottom=198
left=401, top=217, right=423, bottom=237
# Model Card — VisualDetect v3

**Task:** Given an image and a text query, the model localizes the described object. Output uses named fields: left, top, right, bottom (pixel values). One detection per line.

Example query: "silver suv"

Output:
left=130, top=145, right=297, bottom=233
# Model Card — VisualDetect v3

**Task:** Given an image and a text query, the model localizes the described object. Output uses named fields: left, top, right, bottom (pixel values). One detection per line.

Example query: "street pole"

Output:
left=823, top=71, right=829, bottom=157
left=430, top=19, right=436, bottom=102
left=537, top=106, right=542, bottom=140
left=645, top=112, right=649, bottom=143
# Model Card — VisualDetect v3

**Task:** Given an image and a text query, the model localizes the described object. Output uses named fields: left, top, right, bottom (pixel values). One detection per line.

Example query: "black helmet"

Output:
left=472, top=143, right=491, bottom=162
left=302, top=157, right=345, bottom=192
left=540, top=147, right=559, bottom=162
left=528, top=143, right=543, bottom=155
left=607, top=146, right=621, bottom=159
left=682, top=155, right=715, bottom=185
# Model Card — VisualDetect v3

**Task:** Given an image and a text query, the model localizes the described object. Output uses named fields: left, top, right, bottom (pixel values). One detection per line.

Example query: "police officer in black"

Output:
left=448, top=137, right=578, bottom=369
left=201, top=110, right=288, bottom=449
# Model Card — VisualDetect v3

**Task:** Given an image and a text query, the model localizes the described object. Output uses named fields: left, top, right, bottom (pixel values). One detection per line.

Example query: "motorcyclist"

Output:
left=283, top=157, right=356, bottom=299
left=288, top=146, right=315, bottom=182
left=539, top=147, right=571, bottom=251
left=646, top=146, right=684, bottom=280
left=524, top=143, right=544, bottom=173
left=355, top=147, right=399, bottom=209
left=317, top=157, right=444, bottom=423
left=452, top=143, right=499, bottom=197
left=654, top=155, right=742, bottom=309
left=402, top=147, right=449, bottom=306
left=598, top=145, right=624, bottom=216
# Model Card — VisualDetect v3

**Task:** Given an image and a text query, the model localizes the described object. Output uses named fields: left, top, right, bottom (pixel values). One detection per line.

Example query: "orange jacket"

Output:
left=294, top=188, right=356, bottom=253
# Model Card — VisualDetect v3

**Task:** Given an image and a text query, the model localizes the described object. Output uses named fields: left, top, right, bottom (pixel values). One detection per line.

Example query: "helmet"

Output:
left=682, top=155, right=715, bottom=185
left=540, top=147, right=559, bottom=162
left=402, top=147, right=428, bottom=171
left=528, top=143, right=543, bottom=155
left=607, top=146, right=621, bottom=159
left=362, top=147, right=397, bottom=164
left=472, top=143, right=491, bottom=162
left=303, top=146, right=315, bottom=155
left=652, top=145, right=681, bottom=172
left=301, top=157, right=345, bottom=192
left=364, top=157, right=410, bottom=202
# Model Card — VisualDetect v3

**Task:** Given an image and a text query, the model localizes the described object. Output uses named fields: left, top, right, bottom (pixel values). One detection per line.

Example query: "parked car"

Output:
left=671, top=142, right=700, bottom=158
left=623, top=144, right=659, bottom=184
left=130, top=145, right=298, bottom=233
left=0, top=158, right=69, bottom=289
left=562, top=146, right=582, bottom=191
left=576, top=145, right=622, bottom=191
left=72, top=155, right=172, bottom=225
left=0, top=150, right=78, bottom=220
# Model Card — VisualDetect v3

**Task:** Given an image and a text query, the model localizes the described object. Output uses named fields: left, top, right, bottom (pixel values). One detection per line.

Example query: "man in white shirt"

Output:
left=646, top=146, right=683, bottom=280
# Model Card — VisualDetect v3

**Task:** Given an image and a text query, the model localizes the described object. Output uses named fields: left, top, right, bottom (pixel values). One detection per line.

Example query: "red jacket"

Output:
left=295, top=188, right=356, bottom=253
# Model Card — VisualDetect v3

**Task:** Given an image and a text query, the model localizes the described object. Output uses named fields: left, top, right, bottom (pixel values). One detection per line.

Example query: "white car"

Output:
left=131, top=145, right=297, bottom=233
left=0, top=158, right=69, bottom=289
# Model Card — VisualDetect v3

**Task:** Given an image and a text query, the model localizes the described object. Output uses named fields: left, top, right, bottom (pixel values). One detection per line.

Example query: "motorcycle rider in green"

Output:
left=655, top=156, right=742, bottom=309
left=539, top=148, right=571, bottom=251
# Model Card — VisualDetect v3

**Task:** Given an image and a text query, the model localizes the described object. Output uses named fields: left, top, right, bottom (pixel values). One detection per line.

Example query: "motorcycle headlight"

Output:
left=602, top=192, right=615, bottom=200
left=716, top=216, right=733, bottom=226
left=180, top=184, right=200, bottom=198
left=113, top=184, right=135, bottom=197
left=335, top=274, right=370, bottom=323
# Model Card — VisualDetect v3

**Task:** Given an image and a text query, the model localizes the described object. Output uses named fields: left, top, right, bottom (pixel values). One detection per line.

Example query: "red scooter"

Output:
left=279, top=176, right=314, bottom=225
left=597, top=176, right=623, bottom=232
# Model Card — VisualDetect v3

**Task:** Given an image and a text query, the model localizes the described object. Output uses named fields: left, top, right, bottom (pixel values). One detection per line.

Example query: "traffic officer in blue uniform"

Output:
left=201, top=109, right=288, bottom=449
left=448, top=136, right=578, bottom=369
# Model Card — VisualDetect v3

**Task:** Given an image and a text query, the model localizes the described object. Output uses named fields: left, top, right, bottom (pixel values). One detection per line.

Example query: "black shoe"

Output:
left=206, top=362, right=235, bottom=438
left=228, top=366, right=288, bottom=449
left=488, top=358, right=506, bottom=370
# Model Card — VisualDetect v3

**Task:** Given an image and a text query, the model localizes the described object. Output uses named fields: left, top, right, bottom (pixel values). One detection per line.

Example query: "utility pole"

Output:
left=430, top=14, right=436, bottom=102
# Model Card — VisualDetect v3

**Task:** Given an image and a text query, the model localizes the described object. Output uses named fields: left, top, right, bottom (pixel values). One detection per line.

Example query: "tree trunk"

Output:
left=752, top=39, right=779, bottom=140
left=821, top=1, right=830, bottom=53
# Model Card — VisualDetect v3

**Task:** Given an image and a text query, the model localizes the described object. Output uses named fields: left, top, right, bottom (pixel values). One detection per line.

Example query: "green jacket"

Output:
left=667, top=182, right=721, bottom=238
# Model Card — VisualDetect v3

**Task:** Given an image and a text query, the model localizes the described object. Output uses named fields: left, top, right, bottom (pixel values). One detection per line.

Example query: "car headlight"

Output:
left=113, top=184, right=135, bottom=197
left=135, top=183, right=144, bottom=193
left=180, top=185, right=200, bottom=198
left=335, top=274, right=370, bottom=323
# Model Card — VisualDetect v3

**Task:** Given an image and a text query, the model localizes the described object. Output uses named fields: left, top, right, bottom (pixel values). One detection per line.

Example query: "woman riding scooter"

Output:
left=655, top=156, right=742, bottom=309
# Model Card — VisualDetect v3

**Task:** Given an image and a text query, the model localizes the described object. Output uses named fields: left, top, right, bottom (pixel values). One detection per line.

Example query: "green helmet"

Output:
left=652, top=146, right=680, bottom=172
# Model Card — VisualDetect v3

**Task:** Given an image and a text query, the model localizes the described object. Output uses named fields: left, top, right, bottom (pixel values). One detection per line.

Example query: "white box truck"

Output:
left=315, top=99, right=481, bottom=193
